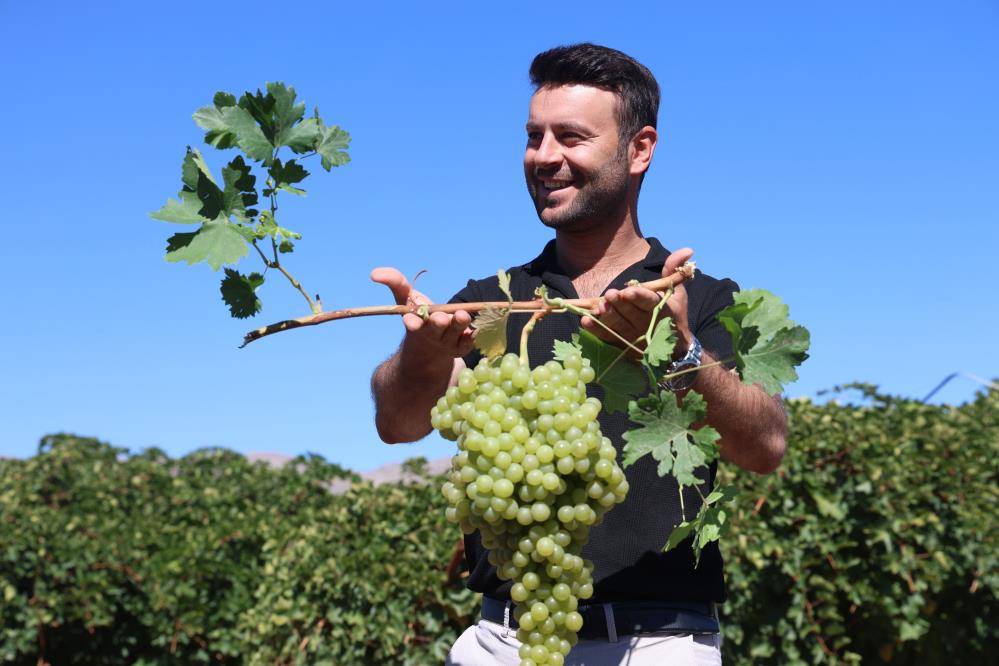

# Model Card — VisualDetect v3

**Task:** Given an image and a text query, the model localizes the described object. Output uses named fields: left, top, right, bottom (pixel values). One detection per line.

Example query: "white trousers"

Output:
left=445, top=619, right=722, bottom=666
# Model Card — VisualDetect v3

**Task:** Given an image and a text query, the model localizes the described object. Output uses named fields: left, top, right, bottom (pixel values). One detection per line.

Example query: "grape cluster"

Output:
left=431, top=352, right=629, bottom=666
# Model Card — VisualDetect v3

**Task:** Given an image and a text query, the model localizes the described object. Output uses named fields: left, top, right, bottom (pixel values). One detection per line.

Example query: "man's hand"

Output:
left=370, top=267, right=475, bottom=365
left=579, top=247, right=695, bottom=358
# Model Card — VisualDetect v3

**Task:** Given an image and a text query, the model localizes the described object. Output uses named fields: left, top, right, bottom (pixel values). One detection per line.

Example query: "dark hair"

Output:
left=529, top=43, right=660, bottom=142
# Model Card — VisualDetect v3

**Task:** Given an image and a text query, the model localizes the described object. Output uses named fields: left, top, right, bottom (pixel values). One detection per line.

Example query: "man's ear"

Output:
left=629, top=126, right=658, bottom=177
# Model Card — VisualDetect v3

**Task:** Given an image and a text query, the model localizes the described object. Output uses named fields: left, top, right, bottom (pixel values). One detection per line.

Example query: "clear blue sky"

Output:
left=2, top=1, right=996, bottom=466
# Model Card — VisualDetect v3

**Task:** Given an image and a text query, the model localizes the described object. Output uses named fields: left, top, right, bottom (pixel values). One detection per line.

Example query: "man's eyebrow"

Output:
left=524, top=121, right=593, bottom=134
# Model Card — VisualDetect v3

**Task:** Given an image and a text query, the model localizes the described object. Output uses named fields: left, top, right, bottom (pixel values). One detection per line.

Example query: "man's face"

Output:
left=524, top=84, right=630, bottom=232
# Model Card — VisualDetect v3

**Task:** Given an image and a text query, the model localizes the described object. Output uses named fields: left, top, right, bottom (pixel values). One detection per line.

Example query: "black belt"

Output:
left=481, top=595, right=719, bottom=640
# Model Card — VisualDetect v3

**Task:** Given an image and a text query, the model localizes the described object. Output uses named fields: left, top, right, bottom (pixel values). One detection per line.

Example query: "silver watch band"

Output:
left=660, top=335, right=702, bottom=392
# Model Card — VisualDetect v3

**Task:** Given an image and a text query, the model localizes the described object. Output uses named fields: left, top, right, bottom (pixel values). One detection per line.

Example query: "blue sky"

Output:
left=2, top=1, right=996, bottom=467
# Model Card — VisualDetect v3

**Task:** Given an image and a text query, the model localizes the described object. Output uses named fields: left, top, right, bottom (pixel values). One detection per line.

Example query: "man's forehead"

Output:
left=526, top=84, right=619, bottom=129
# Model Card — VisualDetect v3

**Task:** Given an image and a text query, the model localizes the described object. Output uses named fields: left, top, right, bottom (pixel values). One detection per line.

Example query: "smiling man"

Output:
left=371, top=43, right=786, bottom=665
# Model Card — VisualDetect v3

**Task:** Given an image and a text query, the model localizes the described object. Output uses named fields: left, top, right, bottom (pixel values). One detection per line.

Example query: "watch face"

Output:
left=667, top=361, right=698, bottom=391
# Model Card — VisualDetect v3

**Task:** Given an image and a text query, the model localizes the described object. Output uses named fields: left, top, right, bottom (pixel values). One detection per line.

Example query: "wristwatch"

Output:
left=660, top=335, right=702, bottom=392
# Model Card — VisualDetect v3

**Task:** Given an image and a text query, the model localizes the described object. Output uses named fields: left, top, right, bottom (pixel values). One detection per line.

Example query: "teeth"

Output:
left=544, top=180, right=572, bottom=189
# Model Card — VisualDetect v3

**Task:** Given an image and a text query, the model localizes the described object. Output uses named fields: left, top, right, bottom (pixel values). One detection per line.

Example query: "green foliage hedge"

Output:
left=1, top=385, right=995, bottom=664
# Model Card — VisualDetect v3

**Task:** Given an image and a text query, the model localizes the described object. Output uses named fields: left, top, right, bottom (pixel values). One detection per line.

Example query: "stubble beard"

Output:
left=529, top=150, right=630, bottom=234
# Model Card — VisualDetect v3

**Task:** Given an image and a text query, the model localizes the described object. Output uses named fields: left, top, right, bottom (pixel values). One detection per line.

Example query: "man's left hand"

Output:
left=579, top=247, right=695, bottom=359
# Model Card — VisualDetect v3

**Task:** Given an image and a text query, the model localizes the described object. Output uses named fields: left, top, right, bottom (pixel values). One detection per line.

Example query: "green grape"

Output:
left=433, top=352, right=628, bottom=666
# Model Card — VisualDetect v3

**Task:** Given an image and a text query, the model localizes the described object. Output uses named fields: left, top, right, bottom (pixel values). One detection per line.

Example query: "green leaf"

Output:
left=281, top=117, right=321, bottom=153
left=214, top=91, right=236, bottom=108
left=738, top=325, right=810, bottom=395
left=278, top=240, right=294, bottom=254
left=267, top=159, right=309, bottom=197
left=195, top=168, right=225, bottom=220
left=718, top=289, right=810, bottom=395
left=150, top=191, right=206, bottom=224
left=237, top=88, right=277, bottom=139
left=809, top=489, right=846, bottom=520
left=181, top=147, right=216, bottom=190
left=472, top=307, right=509, bottom=361
left=552, top=338, right=582, bottom=363
left=193, top=105, right=237, bottom=149
left=220, top=268, right=264, bottom=319
left=255, top=211, right=301, bottom=241
left=221, top=155, right=258, bottom=219
left=663, top=521, right=694, bottom=553
left=575, top=329, right=646, bottom=413
left=645, top=318, right=676, bottom=368
left=497, top=270, right=512, bottom=303
left=165, top=218, right=249, bottom=270
left=317, top=125, right=351, bottom=170
left=220, top=106, right=274, bottom=163
left=621, top=391, right=720, bottom=486
left=268, top=82, right=309, bottom=146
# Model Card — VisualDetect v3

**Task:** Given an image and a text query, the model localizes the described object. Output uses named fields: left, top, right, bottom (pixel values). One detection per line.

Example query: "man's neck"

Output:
left=554, top=212, right=649, bottom=279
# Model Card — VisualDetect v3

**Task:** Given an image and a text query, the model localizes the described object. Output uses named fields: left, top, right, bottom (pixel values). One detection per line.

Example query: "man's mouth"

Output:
left=541, top=178, right=573, bottom=192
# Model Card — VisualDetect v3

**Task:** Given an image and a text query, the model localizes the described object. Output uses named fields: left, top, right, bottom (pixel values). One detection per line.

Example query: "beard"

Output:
left=527, top=150, right=630, bottom=233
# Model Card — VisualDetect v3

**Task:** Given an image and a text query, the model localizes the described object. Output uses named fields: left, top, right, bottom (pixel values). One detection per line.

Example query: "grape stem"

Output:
left=239, top=263, right=695, bottom=348
left=519, top=311, right=547, bottom=365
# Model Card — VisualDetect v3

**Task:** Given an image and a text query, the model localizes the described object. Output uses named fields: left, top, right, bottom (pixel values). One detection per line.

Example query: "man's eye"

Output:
left=526, top=132, right=542, bottom=145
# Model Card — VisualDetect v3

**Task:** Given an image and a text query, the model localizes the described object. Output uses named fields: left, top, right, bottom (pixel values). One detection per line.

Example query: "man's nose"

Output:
left=533, top=132, right=563, bottom=171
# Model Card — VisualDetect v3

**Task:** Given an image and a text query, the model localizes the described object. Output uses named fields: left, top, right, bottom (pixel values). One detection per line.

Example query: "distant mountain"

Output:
left=246, top=452, right=452, bottom=494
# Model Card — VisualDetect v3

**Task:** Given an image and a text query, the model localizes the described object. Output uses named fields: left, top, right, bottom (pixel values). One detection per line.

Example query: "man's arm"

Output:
left=579, top=247, right=787, bottom=475
left=372, top=349, right=465, bottom=444
left=369, top=267, right=474, bottom=444
left=686, top=351, right=787, bottom=474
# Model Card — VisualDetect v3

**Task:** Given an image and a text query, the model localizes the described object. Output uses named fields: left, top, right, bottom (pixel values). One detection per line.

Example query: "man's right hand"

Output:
left=370, top=267, right=475, bottom=363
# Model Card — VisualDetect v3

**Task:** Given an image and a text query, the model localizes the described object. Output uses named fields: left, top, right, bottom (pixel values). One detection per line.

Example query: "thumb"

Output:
left=370, top=267, right=411, bottom=305
left=663, top=247, right=694, bottom=278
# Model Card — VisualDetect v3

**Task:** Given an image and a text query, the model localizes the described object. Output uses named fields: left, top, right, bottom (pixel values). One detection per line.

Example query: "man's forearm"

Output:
left=371, top=343, right=455, bottom=444
left=688, top=350, right=787, bottom=474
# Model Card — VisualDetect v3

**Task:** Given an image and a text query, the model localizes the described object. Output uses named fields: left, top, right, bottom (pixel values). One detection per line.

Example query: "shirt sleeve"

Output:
left=692, top=277, right=740, bottom=369
left=448, top=280, right=484, bottom=370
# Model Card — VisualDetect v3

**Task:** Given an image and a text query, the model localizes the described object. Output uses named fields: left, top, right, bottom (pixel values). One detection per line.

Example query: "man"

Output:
left=371, top=43, right=786, bottom=665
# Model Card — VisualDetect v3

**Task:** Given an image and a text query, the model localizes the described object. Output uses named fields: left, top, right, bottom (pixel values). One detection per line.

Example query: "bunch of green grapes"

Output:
left=431, top=351, right=629, bottom=666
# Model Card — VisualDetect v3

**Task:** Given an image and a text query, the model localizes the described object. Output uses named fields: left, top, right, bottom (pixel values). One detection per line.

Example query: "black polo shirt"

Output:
left=448, top=236, right=739, bottom=604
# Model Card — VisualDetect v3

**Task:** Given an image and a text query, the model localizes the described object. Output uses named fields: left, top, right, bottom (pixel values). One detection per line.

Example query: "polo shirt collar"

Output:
left=525, top=236, right=672, bottom=297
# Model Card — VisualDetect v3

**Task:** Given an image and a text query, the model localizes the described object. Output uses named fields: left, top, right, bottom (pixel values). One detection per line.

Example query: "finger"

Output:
left=663, top=247, right=694, bottom=277
left=441, top=310, right=471, bottom=346
left=425, top=311, right=453, bottom=340
left=619, top=286, right=661, bottom=312
left=401, top=312, right=424, bottom=333
left=456, top=329, right=476, bottom=356
left=371, top=267, right=411, bottom=305
left=603, top=297, right=649, bottom=336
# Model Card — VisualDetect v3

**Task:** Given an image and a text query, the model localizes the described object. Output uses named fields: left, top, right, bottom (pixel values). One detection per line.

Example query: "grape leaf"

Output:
left=268, top=82, right=306, bottom=135
left=621, top=390, right=720, bottom=486
left=165, top=218, right=249, bottom=270
left=575, top=329, right=645, bottom=414
left=221, top=156, right=258, bottom=219
left=194, top=168, right=225, bottom=220
left=150, top=191, right=205, bottom=224
left=218, top=106, right=274, bottom=163
left=237, top=88, right=276, bottom=139
left=664, top=484, right=736, bottom=565
left=645, top=318, right=676, bottom=368
left=472, top=307, right=509, bottom=361
left=193, top=104, right=237, bottom=150
left=718, top=289, right=811, bottom=395
left=552, top=338, right=582, bottom=362
left=267, top=159, right=308, bottom=197
left=738, top=326, right=810, bottom=395
left=282, top=116, right=321, bottom=153
left=181, top=147, right=216, bottom=191
left=220, top=268, right=264, bottom=318
left=278, top=240, right=294, bottom=254
left=317, top=125, right=351, bottom=171
left=255, top=211, right=301, bottom=241
left=497, top=269, right=512, bottom=303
